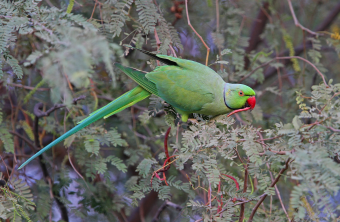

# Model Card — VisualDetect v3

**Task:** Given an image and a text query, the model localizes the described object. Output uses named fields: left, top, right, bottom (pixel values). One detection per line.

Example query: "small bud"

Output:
left=170, top=6, right=176, bottom=12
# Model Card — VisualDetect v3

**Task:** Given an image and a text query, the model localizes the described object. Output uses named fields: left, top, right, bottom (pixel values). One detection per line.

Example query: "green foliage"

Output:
left=103, top=0, right=134, bottom=38
left=0, top=109, right=14, bottom=153
left=6, top=55, right=23, bottom=79
left=135, top=0, right=159, bottom=35
left=136, top=158, right=157, bottom=177
left=2, top=0, right=340, bottom=221
left=0, top=175, right=35, bottom=221
left=104, top=128, right=128, bottom=147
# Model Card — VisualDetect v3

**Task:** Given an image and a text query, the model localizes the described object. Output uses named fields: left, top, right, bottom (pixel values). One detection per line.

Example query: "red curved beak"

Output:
left=227, top=96, right=256, bottom=117
left=247, top=96, right=256, bottom=110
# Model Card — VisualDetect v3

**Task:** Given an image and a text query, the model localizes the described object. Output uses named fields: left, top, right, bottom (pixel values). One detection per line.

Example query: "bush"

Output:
left=1, top=0, right=340, bottom=221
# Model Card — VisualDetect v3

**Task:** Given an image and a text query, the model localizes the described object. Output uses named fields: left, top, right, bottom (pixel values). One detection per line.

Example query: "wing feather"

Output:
left=115, top=63, right=160, bottom=96
left=146, top=66, right=216, bottom=112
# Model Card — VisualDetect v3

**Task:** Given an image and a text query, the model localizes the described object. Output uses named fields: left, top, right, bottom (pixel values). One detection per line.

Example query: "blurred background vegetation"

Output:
left=1, top=0, right=340, bottom=221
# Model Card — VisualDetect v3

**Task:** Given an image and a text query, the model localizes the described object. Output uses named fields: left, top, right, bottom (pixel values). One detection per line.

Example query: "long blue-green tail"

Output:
left=18, top=86, right=151, bottom=169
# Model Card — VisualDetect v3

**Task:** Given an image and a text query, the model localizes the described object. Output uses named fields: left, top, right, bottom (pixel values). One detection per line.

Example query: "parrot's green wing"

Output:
left=146, top=66, right=215, bottom=112
left=124, top=45, right=218, bottom=113
left=114, top=63, right=160, bottom=96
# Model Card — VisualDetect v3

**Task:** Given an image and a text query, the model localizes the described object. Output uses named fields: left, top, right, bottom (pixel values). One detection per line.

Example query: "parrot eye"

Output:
left=238, top=91, right=244, bottom=96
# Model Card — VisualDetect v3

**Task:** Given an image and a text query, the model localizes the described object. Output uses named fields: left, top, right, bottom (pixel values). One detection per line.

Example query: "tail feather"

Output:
left=18, top=86, right=151, bottom=169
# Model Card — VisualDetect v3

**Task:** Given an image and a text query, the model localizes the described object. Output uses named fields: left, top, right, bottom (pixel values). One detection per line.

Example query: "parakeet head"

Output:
left=223, top=84, right=256, bottom=117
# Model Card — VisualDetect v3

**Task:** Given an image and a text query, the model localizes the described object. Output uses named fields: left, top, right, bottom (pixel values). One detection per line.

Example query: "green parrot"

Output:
left=18, top=46, right=256, bottom=169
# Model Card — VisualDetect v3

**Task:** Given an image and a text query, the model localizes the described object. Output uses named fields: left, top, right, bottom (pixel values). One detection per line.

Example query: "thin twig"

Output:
left=0, top=155, right=11, bottom=182
left=319, top=92, right=340, bottom=114
left=239, top=163, right=248, bottom=222
left=318, top=124, right=340, bottom=132
left=68, top=150, right=85, bottom=181
left=233, top=195, right=266, bottom=206
left=287, top=0, right=319, bottom=36
left=257, top=131, right=290, bottom=221
left=234, top=113, right=247, bottom=125
left=242, top=56, right=329, bottom=87
left=254, top=2, right=340, bottom=88
left=169, top=44, right=178, bottom=57
left=275, top=56, right=328, bottom=87
left=185, top=0, right=210, bottom=66
left=218, top=194, right=266, bottom=215
left=154, top=28, right=162, bottom=66
left=9, top=131, right=38, bottom=151
left=247, top=158, right=291, bottom=222
left=266, top=163, right=291, bottom=221
left=89, top=1, right=98, bottom=21
left=7, top=83, right=50, bottom=91
left=34, top=95, right=86, bottom=118
left=239, top=58, right=276, bottom=83
left=258, top=150, right=289, bottom=156
left=209, top=183, right=212, bottom=208
left=152, top=200, right=183, bottom=222
left=215, top=0, right=222, bottom=70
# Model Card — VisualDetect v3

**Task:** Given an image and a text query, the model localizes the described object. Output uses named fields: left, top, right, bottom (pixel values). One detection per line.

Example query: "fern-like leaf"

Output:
left=6, top=56, right=23, bottom=79
left=135, top=0, right=159, bottom=34
left=0, top=128, right=14, bottom=153
left=108, top=0, right=133, bottom=38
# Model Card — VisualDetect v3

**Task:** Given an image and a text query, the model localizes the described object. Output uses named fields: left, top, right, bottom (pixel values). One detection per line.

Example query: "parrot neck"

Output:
left=223, top=83, right=237, bottom=110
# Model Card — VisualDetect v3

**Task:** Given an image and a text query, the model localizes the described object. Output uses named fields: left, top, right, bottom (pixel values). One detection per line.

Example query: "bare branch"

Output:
left=247, top=158, right=291, bottom=222
left=33, top=95, right=86, bottom=118
left=239, top=164, right=248, bottom=222
left=244, top=2, right=270, bottom=69
left=239, top=58, right=276, bottom=83
left=154, top=28, right=161, bottom=66
left=255, top=2, right=340, bottom=87
left=243, top=56, right=329, bottom=87
left=185, top=0, right=210, bottom=66
left=267, top=162, right=291, bottom=221
left=275, top=56, right=329, bottom=87
left=152, top=200, right=183, bottom=222
left=7, top=83, right=50, bottom=91
left=9, top=131, right=38, bottom=151
left=287, top=0, right=319, bottom=36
